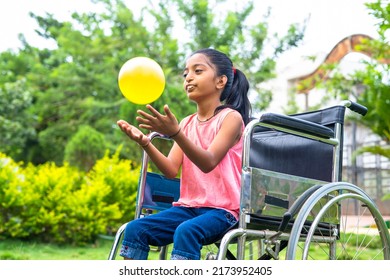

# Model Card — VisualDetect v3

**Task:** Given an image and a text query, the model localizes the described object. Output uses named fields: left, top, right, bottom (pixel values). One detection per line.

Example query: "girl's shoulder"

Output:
left=217, top=108, right=244, bottom=131
left=217, top=107, right=242, bottom=122
left=218, top=107, right=237, bottom=117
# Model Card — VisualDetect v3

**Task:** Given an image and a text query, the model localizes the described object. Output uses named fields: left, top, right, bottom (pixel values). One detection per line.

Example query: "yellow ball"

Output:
left=118, top=57, right=165, bottom=104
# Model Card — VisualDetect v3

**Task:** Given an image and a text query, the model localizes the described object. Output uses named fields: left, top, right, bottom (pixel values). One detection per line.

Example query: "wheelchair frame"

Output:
left=108, top=100, right=390, bottom=260
left=217, top=100, right=390, bottom=260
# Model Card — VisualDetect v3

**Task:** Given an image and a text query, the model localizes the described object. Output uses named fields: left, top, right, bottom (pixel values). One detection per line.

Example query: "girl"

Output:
left=117, top=48, right=251, bottom=260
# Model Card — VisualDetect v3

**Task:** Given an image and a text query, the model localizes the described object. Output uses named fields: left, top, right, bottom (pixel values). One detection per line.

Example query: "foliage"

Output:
left=304, top=0, right=389, bottom=148
left=0, top=151, right=138, bottom=245
left=172, top=0, right=306, bottom=112
left=353, top=63, right=390, bottom=143
left=0, top=0, right=305, bottom=167
left=292, top=0, right=389, bottom=200
left=87, top=147, right=140, bottom=234
left=0, top=79, right=36, bottom=161
left=64, top=125, right=106, bottom=172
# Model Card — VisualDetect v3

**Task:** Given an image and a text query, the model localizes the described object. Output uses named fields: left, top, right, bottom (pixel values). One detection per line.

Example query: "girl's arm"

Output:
left=117, top=120, right=182, bottom=178
left=137, top=105, right=243, bottom=173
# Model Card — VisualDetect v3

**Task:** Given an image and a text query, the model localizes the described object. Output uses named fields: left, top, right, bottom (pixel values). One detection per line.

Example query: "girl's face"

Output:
left=183, top=53, right=225, bottom=102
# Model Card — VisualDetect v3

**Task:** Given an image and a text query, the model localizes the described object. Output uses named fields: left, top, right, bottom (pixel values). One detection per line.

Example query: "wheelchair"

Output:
left=108, top=100, right=390, bottom=260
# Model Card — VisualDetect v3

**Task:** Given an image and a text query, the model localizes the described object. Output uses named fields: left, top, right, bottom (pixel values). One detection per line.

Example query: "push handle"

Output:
left=342, top=100, right=368, bottom=116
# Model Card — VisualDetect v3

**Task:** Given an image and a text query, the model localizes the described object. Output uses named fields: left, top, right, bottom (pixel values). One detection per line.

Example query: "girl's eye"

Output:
left=182, top=68, right=203, bottom=78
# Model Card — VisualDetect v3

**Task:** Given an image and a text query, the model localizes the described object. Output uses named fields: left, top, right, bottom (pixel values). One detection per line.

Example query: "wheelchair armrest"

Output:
left=259, top=113, right=334, bottom=139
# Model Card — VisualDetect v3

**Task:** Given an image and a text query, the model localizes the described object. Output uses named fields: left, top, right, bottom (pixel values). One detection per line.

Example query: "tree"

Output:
left=0, top=0, right=305, bottom=167
left=0, top=79, right=36, bottom=161
left=64, top=125, right=106, bottom=172
left=172, top=0, right=306, bottom=111
left=317, top=0, right=389, bottom=158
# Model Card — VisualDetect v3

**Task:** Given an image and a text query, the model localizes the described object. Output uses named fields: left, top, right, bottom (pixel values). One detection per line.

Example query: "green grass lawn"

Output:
left=0, top=238, right=221, bottom=260
left=0, top=239, right=222, bottom=260
left=0, top=236, right=177, bottom=260
left=0, top=238, right=115, bottom=260
left=1, top=232, right=386, bottom=260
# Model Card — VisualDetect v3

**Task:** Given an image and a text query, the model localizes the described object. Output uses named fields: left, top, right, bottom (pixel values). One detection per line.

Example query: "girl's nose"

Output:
left=185, top=71, right=194, bottom=82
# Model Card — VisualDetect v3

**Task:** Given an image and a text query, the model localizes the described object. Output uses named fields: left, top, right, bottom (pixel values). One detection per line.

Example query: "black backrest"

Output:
left=249, top=106, right=346, bottom=182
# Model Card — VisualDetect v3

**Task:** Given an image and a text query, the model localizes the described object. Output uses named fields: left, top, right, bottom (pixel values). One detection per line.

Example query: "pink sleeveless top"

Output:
left=172, top=108, right=244, bottom=219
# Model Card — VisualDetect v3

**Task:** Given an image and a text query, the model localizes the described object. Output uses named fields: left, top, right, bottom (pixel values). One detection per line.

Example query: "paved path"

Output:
left=345, top=215, right=390, bottom=231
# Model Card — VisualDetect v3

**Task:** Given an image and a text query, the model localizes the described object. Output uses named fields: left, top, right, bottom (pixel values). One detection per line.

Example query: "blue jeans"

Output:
left=120, top=206, right=237, bottom=260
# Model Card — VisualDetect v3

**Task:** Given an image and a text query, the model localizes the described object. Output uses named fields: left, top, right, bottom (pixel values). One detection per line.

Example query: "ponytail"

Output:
left=191, top=48, right=252, bottom=125
left=222, top=68, right=251, bottom=125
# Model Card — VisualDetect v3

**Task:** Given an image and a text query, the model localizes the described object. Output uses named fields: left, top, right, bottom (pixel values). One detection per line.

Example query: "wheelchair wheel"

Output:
left=286, top=182, right=390, bottom=260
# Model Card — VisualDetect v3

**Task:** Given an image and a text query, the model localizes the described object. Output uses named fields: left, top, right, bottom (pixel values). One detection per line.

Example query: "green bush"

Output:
left=64, top=125, right=106, bottom=172
left=0, top=149, right=139, bottom=245
left=87, top=147, right=139, bottom=234
left=0, top=155, right=27, bottom=238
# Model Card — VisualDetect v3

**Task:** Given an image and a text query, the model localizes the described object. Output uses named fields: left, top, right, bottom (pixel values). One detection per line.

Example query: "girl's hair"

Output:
left=191, top=48, right=252, bottom=125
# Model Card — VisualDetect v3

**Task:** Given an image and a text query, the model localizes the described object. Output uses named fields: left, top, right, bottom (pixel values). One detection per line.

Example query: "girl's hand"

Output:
left=117, top=120, right=150, bottom=147
left=136, top=104, right=180, bottom=137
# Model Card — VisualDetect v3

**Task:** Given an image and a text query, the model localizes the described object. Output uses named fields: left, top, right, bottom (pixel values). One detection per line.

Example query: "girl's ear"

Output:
left=216, top=75, right=228, bottom=89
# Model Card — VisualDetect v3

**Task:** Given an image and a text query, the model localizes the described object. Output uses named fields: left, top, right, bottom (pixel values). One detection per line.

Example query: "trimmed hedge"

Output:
left=0, top=149, right=139, bottom=245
